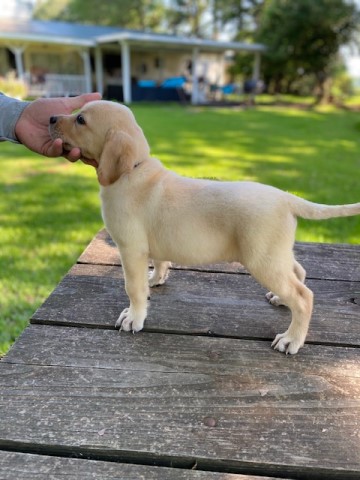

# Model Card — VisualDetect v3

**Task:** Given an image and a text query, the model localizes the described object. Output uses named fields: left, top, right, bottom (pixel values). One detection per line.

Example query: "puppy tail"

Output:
left=287, top=193, right=360, bottom=220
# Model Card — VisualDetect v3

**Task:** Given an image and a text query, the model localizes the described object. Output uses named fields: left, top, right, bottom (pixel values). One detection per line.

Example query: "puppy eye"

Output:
left=76, top=114, right=86, bottom=125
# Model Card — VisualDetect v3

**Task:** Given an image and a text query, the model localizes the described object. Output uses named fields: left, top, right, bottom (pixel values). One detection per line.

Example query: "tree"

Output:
left=169, top=0, right=264, bottom=40
left=165, top=0, right=209, bottom=37
left=34, top=0, right=263, bottom=40
left=255, top=0, right=358, bottom=100
left=34, top=0, right=165, bottom=31
left=34, top=0, right=70, bottom=20
left=216, top=0, right=264, bottom=41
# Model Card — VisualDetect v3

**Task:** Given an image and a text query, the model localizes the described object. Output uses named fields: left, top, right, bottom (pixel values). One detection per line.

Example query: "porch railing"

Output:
left=24, top=73, right=87, bottom=97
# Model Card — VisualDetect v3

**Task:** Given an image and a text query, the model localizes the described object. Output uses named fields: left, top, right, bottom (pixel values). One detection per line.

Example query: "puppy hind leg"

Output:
left=248, top=257, right=313, bottom=354
left=149, top=260, right=171, bottom=287
left=271, top=279, right=313, bottom=354
left=266, top=259, right=306, bottom=306
left=294, top=259, right=306, bottom=283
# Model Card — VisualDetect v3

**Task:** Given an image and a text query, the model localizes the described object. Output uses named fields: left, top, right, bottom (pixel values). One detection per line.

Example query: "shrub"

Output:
left=0, top=72, right=27, bottom=99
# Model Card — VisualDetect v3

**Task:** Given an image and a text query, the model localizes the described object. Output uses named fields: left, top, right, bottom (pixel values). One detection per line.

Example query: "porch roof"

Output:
left=0, top=19, right=265, bottom=53
left=0, top=19, right=118, bottom=47
left=97, top=31, right=265, bottom=53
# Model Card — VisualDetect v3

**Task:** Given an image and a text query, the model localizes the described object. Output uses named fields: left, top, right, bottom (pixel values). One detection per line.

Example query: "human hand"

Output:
left=15, top=92, right=102, bottom=160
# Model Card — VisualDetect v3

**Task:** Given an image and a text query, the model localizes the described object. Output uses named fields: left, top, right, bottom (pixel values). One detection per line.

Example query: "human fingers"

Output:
left=45, top=139, right=80, bottom=161
left=45, top=138, right=64, bottom=157
left=64, top=147, right=82, bottom=162
left=65, top=92, right=102, bottom=113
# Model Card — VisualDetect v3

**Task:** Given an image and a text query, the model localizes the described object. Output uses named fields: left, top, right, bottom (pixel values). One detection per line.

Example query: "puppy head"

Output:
left=49, top=100, right=150, bottom=186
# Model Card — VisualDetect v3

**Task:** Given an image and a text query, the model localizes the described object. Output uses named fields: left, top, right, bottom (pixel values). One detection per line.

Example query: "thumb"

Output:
left=67, top=92, right=102, bottom=112
left=45, top=138, right=64, bottom=157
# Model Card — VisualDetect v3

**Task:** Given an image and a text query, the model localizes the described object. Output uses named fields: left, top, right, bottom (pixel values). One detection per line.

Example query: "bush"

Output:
left=0, top=72, right=27, bottom=99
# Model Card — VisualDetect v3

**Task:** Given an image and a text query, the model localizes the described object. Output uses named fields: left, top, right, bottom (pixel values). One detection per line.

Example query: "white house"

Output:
left=0, top=1, right=265, bottom=104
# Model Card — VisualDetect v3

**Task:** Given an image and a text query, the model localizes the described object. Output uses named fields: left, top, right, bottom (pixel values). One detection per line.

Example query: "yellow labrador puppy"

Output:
left=49, top=100, right=360, bottom=354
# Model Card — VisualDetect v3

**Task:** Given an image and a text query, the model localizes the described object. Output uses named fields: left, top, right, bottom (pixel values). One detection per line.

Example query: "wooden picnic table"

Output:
left=0, top=229, right=359, bottom=479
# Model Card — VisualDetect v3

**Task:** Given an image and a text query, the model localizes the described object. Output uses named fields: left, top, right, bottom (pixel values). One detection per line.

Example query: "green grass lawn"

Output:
left=1, top=102, right=360, bottom=355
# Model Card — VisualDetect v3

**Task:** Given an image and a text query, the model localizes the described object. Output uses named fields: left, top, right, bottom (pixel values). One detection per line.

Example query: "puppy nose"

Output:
left=49, top=116, right=57, bottom=125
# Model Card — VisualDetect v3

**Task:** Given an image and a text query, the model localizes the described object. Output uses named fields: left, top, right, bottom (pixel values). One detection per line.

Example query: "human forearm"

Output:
left=0, top=93, right=30, bottom=142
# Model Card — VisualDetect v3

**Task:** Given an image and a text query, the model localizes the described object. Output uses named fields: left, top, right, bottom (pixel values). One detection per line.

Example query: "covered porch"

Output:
left=0, top=20, right=265, bottom=104
left=95, top=32, right=264, bottom=105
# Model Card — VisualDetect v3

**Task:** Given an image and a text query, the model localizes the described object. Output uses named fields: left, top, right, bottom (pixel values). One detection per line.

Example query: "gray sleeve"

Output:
left=0, top=93, right=31, bottom=143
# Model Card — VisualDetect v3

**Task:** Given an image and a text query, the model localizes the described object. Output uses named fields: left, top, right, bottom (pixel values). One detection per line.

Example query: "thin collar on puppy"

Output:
left=82, top=158, right=99, bottom=168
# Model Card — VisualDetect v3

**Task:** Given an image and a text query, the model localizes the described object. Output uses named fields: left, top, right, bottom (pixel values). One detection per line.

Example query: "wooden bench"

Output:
left=1, top=229, right=359, bottom=479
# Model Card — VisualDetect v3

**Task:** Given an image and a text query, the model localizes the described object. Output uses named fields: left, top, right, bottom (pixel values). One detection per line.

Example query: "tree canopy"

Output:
left=34, top=0, right=165, bottom=31
left=34, top=0, right=268, bottom=38
left=255, top=0, right=358, bottom=97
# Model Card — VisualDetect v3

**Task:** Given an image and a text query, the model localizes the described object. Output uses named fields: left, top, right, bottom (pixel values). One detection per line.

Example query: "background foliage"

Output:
left=255, top=0, right=358, bottom=99
left=34, top=0, right=360, bottom=101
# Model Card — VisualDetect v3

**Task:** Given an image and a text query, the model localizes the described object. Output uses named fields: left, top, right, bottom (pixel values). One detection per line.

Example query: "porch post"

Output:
left=121, top=40, right=131, bottom=104
left=252, top=51, right=261, bottom=82
left=94, top=46, right=104, bottom=94
left=191, top=47, right=199, bottom=105
left=9, top=46, right=25, bottom=80
left=80, top=49, right=92, bottom=93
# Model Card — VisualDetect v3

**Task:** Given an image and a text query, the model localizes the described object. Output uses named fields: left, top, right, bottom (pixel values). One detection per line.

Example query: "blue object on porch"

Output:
left=138, top=80, right=157, bottom=87
left=106, top=84, right=190, bottom=102
left=161, top=77, right=187, bottom=88
left=222, top=84, right=235, bottom=94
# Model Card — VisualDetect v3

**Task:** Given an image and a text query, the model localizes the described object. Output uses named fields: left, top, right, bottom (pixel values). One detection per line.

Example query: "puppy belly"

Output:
left=149, top=238, right=238, bottom=266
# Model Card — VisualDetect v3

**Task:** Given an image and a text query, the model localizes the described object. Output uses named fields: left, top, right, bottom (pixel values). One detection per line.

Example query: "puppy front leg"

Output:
left=115, top=252, right=149, bottom=333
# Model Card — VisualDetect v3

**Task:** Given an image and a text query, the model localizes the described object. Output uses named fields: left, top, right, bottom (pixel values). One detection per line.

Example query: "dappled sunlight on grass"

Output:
left=140, top=107, right=358, bottom=189
left=135, top=104, right=360, bottom=242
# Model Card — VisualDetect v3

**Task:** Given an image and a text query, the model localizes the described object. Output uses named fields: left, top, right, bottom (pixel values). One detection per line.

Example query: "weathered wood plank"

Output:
left=78, top=229, right=119, bottom=266
left=78, top=229, right=360, bottom=281
left=32, top=263, right=360, bottom=346
left=294, top=241, right=360, bottom=281
left=0, top=451, right=276, bottom=480
left=1, top=325, right=359, bottom=479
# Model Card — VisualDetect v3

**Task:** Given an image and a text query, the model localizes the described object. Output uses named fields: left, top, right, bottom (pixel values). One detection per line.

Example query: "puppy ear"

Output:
left=97, top=128, right=137, bottom=186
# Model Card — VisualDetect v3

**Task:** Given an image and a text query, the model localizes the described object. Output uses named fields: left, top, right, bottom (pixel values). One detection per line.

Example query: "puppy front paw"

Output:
left=115, top=307, right=146, bottom=333
left=271, top=331, right=304, bottom=355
